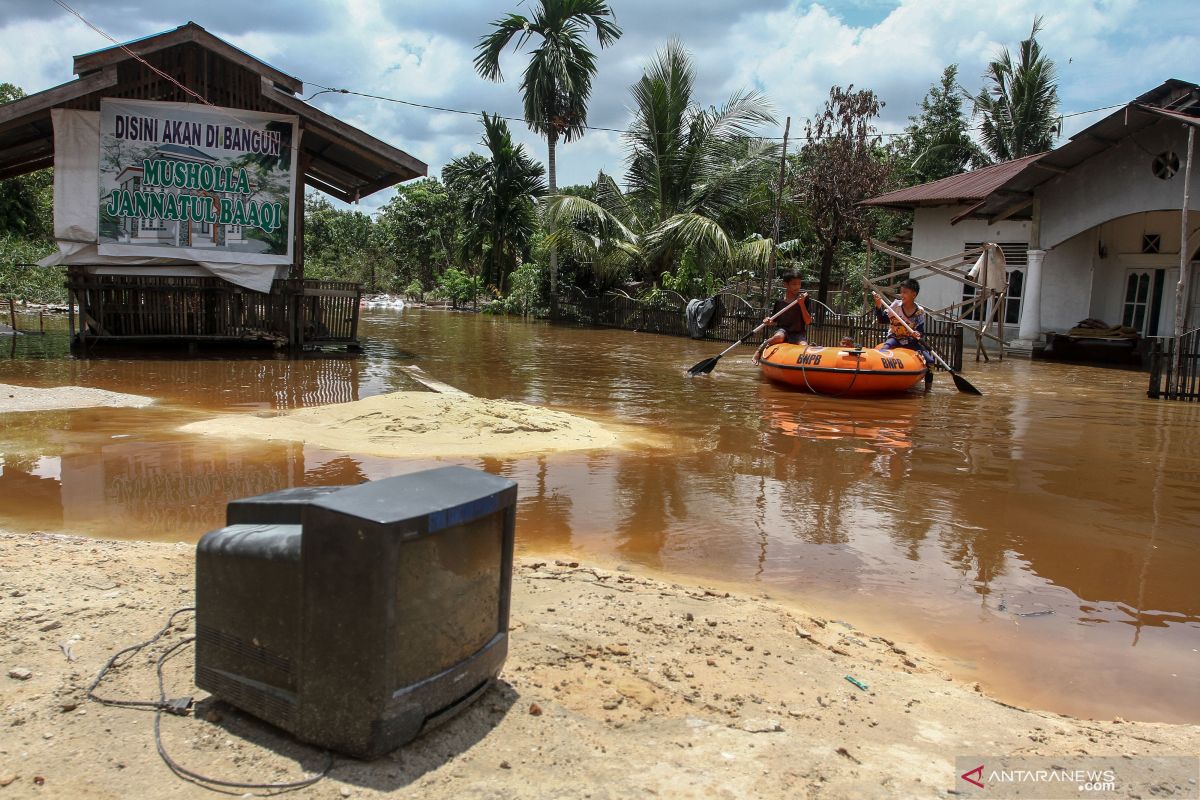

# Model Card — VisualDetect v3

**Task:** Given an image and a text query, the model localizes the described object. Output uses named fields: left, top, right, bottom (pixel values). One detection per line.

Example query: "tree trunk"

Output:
left=548, top=132, right=558, bottom=319
left=817, top=244, right=835, bottom=306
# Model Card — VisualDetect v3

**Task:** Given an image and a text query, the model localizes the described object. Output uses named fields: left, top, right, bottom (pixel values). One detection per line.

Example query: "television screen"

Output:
left=389, top=514, right=504, bottom=686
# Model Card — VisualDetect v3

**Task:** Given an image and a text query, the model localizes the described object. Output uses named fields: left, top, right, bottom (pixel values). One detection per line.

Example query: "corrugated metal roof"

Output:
left=860, top=153, right=1045, bottom=209
left=952, top=102, right=1195, bottom=221
left=1136, top=104, right=1200, bottom=128
left=862, top=79, right=1200, bottom=219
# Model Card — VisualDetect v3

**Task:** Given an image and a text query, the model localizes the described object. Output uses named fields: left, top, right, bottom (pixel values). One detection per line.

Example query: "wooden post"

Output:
left=291, top=129, right=309, bottom=281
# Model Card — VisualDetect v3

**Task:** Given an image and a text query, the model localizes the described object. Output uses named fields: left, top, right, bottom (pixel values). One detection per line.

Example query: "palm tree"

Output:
left=443, top=114, right=547, bottom=293
left=972, top=17, right=1060, bottom=163
left=475, top=0, right=622, bottom=314
left=543, top=41, right=777, bottom=285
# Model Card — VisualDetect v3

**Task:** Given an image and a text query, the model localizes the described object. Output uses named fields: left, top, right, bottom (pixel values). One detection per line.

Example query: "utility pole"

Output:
left=1176, top=125, right=1195, bottom=338
left=765, top=116, right=791, bottom=305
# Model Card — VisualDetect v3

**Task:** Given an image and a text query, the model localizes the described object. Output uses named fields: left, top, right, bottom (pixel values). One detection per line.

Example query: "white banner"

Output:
left=96, top=99, right=298, bottom=264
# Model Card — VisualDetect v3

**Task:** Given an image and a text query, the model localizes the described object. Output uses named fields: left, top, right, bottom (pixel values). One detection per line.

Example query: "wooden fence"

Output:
left=1148, top=329, right=1200, bottom=400
left=555, top=289, right=964, bottom=371
left=67, top=270, right=361, bottom=351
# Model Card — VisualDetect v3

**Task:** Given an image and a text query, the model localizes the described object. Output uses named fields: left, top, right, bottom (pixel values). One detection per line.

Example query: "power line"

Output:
left=53, top=1, right=1138, bottom=147
left=300, top=80, right=1132, bottom=144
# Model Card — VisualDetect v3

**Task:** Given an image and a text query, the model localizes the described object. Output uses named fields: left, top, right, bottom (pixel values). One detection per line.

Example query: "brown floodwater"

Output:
left=2, top=308, right=1198, bottom=723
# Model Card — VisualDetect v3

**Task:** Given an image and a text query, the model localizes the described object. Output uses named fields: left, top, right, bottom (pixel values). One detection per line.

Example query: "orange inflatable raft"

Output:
left=759, top=342, right=928, bottom=395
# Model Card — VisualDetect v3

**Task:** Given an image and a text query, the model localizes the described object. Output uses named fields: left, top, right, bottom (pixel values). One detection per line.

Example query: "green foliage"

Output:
left=896, top=65, right=985, bottom=184
left=0, top=84, right=54, bottom=242
left=0, top=236, right=64, bottom=303
left=543, top=42, right=778, bottom=287
left=444, top=114, right=546, bottom=293
left=659, top=249, right=717, bottom=297
left=376, top=178, right=460, bottom=293
left=303, top=194, right=393, bottom=291
left=435, top=267, right=483, bottom=308
left=475, top=0, right=622, bottom=147
left=972, top=17, right=1060, bottom=163
left=485, top=260, right=545, bottom=316
left=403, top=278, right=424, bottom=302
left=789, top=85, right=893, bottom=303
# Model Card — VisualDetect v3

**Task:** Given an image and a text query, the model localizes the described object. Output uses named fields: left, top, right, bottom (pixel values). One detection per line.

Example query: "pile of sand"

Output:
left=0, top=383, right=155, bottom=414
left=180, top=390, right=620, bottom=458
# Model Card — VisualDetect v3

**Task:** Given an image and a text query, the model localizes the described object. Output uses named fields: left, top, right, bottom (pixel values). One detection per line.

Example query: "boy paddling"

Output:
left=753, top=272, right=813, bottom=365
left=871, top=278, right=934, bottom=388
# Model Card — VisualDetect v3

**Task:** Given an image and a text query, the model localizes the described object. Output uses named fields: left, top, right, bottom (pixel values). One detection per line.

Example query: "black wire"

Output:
left=49, top=0, right=1135, bottom=146
left=301, top=80, right=1132, bottom=143
left=87, top=606, right=196, bottom=709
left=88, top=607, right=334, bottom=795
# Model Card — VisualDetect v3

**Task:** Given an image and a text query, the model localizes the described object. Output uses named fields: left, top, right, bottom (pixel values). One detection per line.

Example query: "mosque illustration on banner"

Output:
left=110, top=143, right=260, bottom=251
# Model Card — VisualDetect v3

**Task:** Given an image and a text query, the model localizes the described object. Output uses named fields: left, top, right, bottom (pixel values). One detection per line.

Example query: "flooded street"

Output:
left=2, top=308, right=1198, bottom=724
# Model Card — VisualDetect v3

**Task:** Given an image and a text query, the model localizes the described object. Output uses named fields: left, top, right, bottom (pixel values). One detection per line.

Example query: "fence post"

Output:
left=1163, top=336, right=1176, bottom=399
left=1148, top=339, right=1162, bottom=398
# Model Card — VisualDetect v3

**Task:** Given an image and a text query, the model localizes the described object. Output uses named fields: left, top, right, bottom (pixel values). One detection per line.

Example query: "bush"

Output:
left=435, top=268, right=482, bottom=308
left=0, top=236, right=64, bottom=303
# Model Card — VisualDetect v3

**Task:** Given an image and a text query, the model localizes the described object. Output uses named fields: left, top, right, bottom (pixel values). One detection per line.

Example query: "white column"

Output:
left=1017, top=248, right=1046, bottom=343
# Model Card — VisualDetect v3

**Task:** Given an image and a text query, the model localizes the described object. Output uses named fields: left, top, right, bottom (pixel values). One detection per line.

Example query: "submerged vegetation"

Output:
left=0, top=20, right=1062, bottom=309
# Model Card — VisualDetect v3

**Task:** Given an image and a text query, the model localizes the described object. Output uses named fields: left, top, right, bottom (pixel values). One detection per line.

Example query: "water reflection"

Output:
left=1, top=308, right=1198, bottom=722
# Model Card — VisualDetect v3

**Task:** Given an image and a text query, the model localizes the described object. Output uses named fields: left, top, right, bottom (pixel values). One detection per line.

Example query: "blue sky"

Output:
left=2, top=1, right=1197, bottom=213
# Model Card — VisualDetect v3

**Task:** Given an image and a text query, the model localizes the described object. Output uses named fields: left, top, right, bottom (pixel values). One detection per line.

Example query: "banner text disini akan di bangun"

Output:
left=97, top=99, right=298, bottom=264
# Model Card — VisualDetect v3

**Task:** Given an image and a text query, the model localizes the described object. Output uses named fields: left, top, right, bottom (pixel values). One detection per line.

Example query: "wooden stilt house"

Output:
left=0, top=22, right=426, bottom=351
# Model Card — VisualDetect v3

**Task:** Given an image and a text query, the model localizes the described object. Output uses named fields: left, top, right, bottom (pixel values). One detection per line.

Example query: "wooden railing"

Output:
left=1148, top=329, right=1200, bottom=400
left=66, top=270, right=361, bottom=349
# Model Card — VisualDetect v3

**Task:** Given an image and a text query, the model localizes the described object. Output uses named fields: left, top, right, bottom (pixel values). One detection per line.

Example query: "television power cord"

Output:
left=87, top=606, right=334, bottom=795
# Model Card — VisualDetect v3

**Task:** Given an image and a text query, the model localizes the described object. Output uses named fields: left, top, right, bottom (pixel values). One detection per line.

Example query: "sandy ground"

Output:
left=0, top=384, right=154, bottom=414
left=2, top=532, right=1197, bottom=799
left=180, top=390, right=622, bottom=458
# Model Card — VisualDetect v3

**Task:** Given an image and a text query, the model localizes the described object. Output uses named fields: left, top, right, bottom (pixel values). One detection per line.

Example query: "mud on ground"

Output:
left=1, top=531, right=1197, bottom=799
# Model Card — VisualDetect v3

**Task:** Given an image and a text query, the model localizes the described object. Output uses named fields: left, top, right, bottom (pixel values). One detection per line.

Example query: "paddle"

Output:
left=686, top=297, right=801, bottom=376
left=871, top=291, right=982, bottom=396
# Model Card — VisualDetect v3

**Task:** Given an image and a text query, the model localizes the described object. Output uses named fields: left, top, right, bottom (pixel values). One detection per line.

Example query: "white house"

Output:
left=862, top=79, right=1200, bottom=357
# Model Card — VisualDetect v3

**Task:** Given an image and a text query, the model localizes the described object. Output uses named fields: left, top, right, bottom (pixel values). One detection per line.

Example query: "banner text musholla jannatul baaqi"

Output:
left=97, top=98, right=297, bottom=264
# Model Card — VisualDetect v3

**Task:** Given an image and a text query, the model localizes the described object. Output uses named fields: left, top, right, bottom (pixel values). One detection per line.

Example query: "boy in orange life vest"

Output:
left=752, top=272, right=813, bottom=365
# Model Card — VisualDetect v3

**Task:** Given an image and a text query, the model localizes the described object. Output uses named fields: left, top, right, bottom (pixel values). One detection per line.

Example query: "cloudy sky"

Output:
left=3, top=0, right=1197, bottom=212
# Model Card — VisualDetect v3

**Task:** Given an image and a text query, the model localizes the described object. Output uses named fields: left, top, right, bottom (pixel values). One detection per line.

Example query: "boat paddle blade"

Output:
left=950, top=371, right=983, bottom=396
left=686, top=355, right=721, bottom=376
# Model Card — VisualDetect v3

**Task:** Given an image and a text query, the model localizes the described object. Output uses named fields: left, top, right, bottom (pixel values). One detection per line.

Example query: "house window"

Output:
left=1142, top=234, right=1161, bottom=254
left=1122, top=269, right=1166, bottom=336
left=960, top=243, right=1027, bottom=325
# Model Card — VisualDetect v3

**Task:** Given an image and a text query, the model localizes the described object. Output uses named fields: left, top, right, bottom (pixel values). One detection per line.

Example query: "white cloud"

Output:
left=3, top=0, right=1198, bottom=215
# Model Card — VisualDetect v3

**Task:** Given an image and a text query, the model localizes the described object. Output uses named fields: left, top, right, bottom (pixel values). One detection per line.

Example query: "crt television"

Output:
left=194, top=466, right=516, bottom=758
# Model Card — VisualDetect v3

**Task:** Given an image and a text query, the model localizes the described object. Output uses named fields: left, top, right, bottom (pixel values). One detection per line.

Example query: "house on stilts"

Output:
left=0, top=22, right=427, bottom=352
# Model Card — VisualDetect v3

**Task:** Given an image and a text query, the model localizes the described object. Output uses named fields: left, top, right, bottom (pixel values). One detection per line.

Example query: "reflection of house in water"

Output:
left=0, top=456, right=64, bottom=529
left=114, top=144, right=250, bottom=250
left=51, top=439, right=305, bottom=539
